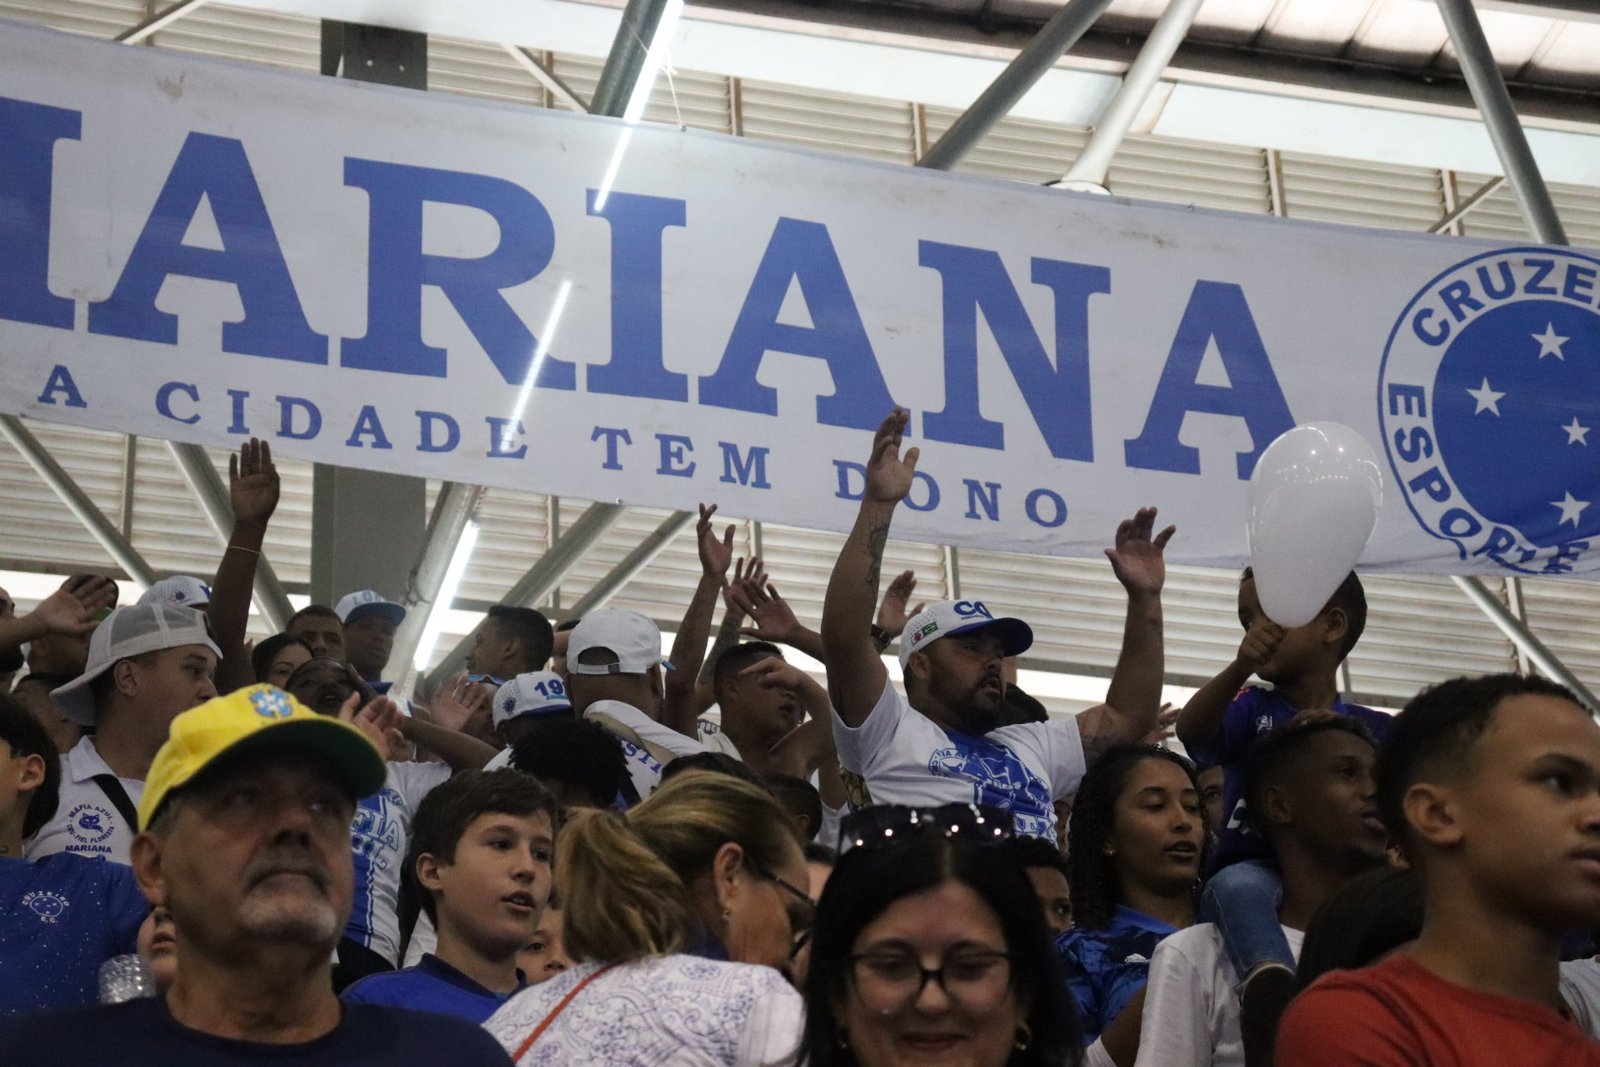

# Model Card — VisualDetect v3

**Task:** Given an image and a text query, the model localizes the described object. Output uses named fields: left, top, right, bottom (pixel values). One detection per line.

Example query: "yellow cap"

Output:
left=138, top=685, right=387, bottom=831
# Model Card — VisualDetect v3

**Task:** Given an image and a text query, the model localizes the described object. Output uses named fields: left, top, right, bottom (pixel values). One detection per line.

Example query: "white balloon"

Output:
left=1248, top=423, right=1384, bottom=629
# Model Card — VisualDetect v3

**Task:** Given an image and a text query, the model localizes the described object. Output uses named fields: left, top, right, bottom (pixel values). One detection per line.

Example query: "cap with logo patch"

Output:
left=51, top=604, right=223, bottom=726
left=335, top=590, right=406, bottom=627
left=898, top=600, right=1033, bottom=669
left=492, top=670, right=573, bottom=726
left=138, top=684, right=387, bottom=831
left=138, top=576, right=213, bottom=610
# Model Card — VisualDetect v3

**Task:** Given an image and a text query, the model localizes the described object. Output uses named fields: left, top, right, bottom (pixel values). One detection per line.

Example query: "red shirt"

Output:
left=1277, top=953, right=1600, bottom=1066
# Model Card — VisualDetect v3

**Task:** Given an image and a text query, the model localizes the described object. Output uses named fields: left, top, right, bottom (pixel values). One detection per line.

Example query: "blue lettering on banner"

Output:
left=341, top=158, right=575, bottom=389
left=656, top=433, right=696, bottom=477
left=417, top=411, right=460, bottom=453
left=699, top=217, right=896, bottom=430
left=718, top=442, right=771, bottom=489
left=345, top=405, right=392, bottom=449
left=592, top=426, right=631, bottom=470
left=1123, top=280, right=1295, bottom=479
left=485, top=417, right=527, bottom=458
left=833, top=460, right=865, bottom=502
left=276, top=395, right=321, bottom=440
left=37, top=364, right=86, bottom=408
left=919, top=243, right=1105, bottom=461
left=156, top=381, right=201, bottom=425
left=226, top=388, right=250, bottom=435
left=904, top=470, right=940, bottom=513
left=0, top=98, right=80, bottom=330
left=87, top=133, right=328, bottom=363
left=1380, top=247, right=1600, bottom=575
left=964, top=480, right=1001, bottom=521
left=586, top=190, right=689, bottom=402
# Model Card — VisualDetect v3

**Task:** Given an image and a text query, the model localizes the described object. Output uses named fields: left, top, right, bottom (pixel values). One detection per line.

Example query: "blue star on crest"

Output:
left=250, top=688, right=293, bottom=720
left=1434, top=299, right=1600, bottom=547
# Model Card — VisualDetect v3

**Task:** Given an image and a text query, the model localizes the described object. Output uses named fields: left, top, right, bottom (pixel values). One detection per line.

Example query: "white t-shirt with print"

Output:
left=1133, top=922, right=1304, bottom=1067
left=346, top=760, right=451, bottom=965
left=1561, top=958, right=1600, bottom=1038
left=583, top=699, right=709, bottom=801
left=25, top=737, right=142, bottom=865
left=831, top=681, right=1086, bottom=842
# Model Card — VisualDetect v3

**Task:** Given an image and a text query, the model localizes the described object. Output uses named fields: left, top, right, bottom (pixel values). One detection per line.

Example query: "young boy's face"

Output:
left=1237, top=578, right=1335, bottom=685
left=433, top=810, right=555, bottom=957
left=1446, top=694, right=1600, bottom=931
left=518, top=905, right=571, bottom=985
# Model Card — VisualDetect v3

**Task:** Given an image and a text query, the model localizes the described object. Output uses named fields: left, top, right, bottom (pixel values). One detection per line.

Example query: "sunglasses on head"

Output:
left=837, top=803, right=1013, bottom=858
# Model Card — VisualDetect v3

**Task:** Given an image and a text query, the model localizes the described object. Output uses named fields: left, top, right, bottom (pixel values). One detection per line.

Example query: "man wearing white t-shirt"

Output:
left=26, top=603, right=220, bottom=865
left=567, top=609, right=709, bottom=802
left=1133, top=715, right=1388, bottom=1067
left=821, top=408, right=1173, bottom=843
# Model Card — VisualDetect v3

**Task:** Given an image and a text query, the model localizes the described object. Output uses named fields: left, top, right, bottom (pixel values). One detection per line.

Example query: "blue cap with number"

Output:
left=492, top=671, right=573, bottom=727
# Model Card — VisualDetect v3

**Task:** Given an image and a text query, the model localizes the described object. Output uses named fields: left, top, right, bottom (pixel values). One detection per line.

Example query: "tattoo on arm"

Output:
left=863, top=521, right=890, bottom=593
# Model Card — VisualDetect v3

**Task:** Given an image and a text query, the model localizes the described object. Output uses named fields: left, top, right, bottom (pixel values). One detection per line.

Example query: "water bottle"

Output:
left=97, top=954, right=156, bottom=1004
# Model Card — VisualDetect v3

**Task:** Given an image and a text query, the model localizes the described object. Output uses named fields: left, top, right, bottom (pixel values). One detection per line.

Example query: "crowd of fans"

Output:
left=2, top=408, right=1600, bottom=1066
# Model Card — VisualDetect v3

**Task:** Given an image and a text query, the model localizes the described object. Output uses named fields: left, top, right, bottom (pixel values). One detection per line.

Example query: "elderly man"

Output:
left=0, top=685, right=511, bottom=1065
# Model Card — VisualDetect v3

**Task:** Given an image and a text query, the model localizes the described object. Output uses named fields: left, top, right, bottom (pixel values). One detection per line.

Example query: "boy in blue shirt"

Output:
left=1175, top=568, right=1390, bottom=1066
left=0, top=696, right=146, bottom=1014
left=342, top=768, right=556, bottom=1022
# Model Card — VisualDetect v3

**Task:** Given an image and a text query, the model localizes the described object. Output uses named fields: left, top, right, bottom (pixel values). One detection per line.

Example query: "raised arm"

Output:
left=822, top=408, right=916, bottom=728
left=727, top=574, right=825, bottom=663
left=1174, top=619, right=1282, bottom=751
left=0, top=576, right=117, bottom=651
left=663, top=504, right=734, bottom=739
left=356, top=695, right=498, bottom=772
left=209, top=439, right=278, bottom=693
left=1078, top=508, right=1174, bottom=762
left=696, top=556, right=760, bottom=697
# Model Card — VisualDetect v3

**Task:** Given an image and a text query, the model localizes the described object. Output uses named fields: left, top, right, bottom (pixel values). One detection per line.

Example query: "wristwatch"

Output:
left=869, top=624, right=894, bottom=653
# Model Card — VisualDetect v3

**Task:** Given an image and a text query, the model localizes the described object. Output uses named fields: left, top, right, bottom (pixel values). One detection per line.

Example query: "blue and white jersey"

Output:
left=0, top=852, right=145, bottom=1014
left=833, top=682, right=1085, bottom=843
left=344, top=760, right=450, bottom=965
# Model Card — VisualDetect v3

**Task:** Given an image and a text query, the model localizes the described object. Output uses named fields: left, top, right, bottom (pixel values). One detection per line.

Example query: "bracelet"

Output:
left=227, top=544, right=261, bottom=556
left=869, top=624, right=893, bottom=653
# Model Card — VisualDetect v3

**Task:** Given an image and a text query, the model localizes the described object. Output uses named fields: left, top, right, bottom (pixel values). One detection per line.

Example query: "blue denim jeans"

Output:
left=1200, top=860, right=1294, bottom=985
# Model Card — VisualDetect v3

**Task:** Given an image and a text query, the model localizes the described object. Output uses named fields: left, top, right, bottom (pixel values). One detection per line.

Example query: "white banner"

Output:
left=3, top=21, right=1599, bottom=577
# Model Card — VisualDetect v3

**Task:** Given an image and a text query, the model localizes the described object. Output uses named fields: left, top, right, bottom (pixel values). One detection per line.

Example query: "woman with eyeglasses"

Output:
left=1056, top=745, right=1205, bottom=1067
left=800, top=804, right=1083, bottom=1067
left=484, top=773, right=813, bottom=1065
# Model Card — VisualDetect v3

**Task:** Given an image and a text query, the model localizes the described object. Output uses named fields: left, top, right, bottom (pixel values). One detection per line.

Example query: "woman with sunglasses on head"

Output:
left=800, top=804, right=1083, bottom=1067
left=485, top=773, right=813, bottom=1065
left=1056, top=745, right=1206, bottom=1067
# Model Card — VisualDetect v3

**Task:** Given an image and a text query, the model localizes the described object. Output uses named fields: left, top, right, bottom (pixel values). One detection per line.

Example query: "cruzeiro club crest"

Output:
left=1380, top=247, right=1600, bottom=575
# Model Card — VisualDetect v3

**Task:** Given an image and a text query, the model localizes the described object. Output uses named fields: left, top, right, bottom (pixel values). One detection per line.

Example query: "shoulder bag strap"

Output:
left=91, top=774, right=139, bottom=831
left=510, top=961, right=620, bottom=1063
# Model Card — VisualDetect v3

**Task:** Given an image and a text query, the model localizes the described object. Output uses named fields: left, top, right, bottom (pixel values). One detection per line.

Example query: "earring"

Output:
left=721, top=906, right=732, bottom=925
left=1014, top=1024, right=1032, bottom=1051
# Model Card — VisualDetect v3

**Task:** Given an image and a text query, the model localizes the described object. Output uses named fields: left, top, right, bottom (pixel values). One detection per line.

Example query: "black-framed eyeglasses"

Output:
left=837, top=803, right=1013, bottom=858
left=754, top=864, right=816, bottom=959
left=848, top=948, right=1016, bottom=1014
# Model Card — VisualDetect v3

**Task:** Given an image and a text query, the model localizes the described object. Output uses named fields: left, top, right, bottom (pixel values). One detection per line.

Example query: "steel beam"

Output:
left=1057, top=0, right=1206, bottom=190
left=566, top=510, right=696, bottom=617
left=0, top=416, right=156, bottom=588
left=165, top=442, right=294, bottom=630
left=1427, top=174, right=1506, bottom=234
left=1452, top=577, right=1598, bottom=709
left=115, top=0, right=216, bottom=43
left=916, top=0, right=1114, bottom=171
left=431, top=502, right=627, bottom=679
left=503, top=45, right=588, bottom=112
left=1436, top=0, right=1568, bottom=246
left=589, top=0, right=676, bottom=118
left=388, top=482, right=483, bottom=691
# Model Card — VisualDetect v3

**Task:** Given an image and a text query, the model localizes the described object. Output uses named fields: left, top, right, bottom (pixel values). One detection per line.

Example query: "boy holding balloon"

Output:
left=1175, top=568, right=1391, bottom=1066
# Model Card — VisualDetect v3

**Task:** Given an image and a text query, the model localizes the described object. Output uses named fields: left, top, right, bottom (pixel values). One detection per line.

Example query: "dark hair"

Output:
left=0, top=695, right=62, bottom=839
left=1013, top=834, right=1070, bottom=881
left=286, top=604, right=341, bottom=629
left=405, top=769, right=559, bottom=925
left=659, top=751, right=770, bottom=790
left=1241, top=714, right=1376, bottom=844
left=509, top=718, right=630, bottom=809
left=805, top=841, right=838, bottom=867
left=711, top=641, right=785, bottom=696
left=764, top=771, right=823, bottom=841
left=555, top=618, right=581, bottom=633
left=1240, top=567, right=1367, bottom=659
left=486, top=606, right=555, bottom=671
left=1377, top=673, right=1581, bottom=854
left=800, top=833, right=1082, bottom=1067
left=250, top=632, right=312, bottom=683
left=1295, top=866, right=1423, bottom=991
left=1067, top=744, right=1204, bottom=931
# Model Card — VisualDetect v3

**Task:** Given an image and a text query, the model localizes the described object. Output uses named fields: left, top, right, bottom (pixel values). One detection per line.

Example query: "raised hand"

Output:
left=875, top=569, right=925, bottom=638
left=229, top=438, right=280, bottom=529
left=865, top=408, right=919, bottom=505
left=730, top=578, right=806, bottom=646
left=32, top=575, right=117, bottom=635
left=739, top=656, right=808, bottom=693
left=340, top=692, right=406, bottom=759
left=1104, top=507, right=1176, bottom=597
left=720, top=556, right=766, bottom=620
left=429, top=673, right=488, bottom=734
left=697, top=502, right=735, bottom=581
left=1143, top=702, right=1181, bottom=745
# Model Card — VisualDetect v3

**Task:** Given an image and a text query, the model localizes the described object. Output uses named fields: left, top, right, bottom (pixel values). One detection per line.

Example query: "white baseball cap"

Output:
left=138, top=575, right=213, bottom=610
left=51, top=604, right=224, bottom=726
left=568, top=609, right=671, bottom=676
left=898, top=600, right=1033, bottom=669
left=492, top=671, right=574, bottom=726
left=335, top=590, right=406, bottom=627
